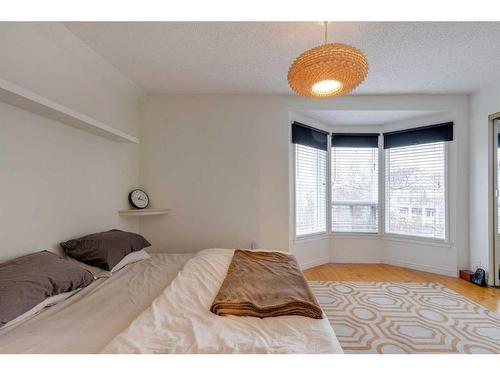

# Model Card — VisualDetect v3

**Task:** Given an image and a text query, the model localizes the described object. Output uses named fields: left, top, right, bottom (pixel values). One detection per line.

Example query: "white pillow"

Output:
left=65, top=256, right=112, bottom=279
left=1, top=289, right=81, bottom=330
left=66, top=249, right=150, bottom=278
left=110, top=249, right=150, bottom=273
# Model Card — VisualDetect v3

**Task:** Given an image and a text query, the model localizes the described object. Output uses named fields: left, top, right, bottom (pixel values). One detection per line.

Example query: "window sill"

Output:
left=331, top=232, right=380, bottom=240
left=294, top=232, right=329, bottom=244
left=293, top=232, right=453, bottom=248
left=382, top=234, right=452, bottom=248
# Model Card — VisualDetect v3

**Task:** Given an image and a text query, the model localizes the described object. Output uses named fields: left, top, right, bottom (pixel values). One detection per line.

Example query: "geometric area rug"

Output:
left=309, top=281, right=500, bottom=354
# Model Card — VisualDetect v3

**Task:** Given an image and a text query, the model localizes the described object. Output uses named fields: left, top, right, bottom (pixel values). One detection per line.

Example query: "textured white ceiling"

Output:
left=64, top=22, right=500, bottom=95
left=296, top=110, right=440, bottom=127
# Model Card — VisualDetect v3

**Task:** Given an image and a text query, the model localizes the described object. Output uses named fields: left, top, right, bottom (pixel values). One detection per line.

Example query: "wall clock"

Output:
left=128, top=189, right=149, bottom=209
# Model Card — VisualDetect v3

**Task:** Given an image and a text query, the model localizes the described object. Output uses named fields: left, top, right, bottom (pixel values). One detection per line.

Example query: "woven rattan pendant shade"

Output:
left=288, top=35, right=368, bottom=98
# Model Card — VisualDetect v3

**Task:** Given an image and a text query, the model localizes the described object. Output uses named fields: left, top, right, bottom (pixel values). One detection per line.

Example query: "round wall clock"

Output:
left=128, top=189, right=149, bottom=209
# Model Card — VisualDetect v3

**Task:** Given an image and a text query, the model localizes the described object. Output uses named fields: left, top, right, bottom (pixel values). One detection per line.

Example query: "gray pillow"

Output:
left=0, top=251, right=93, bottom=327
left=60, top=229, right=151, bottom=271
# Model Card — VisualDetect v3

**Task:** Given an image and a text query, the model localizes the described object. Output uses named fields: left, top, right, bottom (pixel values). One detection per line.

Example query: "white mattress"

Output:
left=0, top=253, right=195, bottom=353
left=102, top=248, right=343, bottom=354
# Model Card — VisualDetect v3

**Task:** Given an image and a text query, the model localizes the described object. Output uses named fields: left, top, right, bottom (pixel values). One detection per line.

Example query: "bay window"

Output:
left=292, top=121, right=453, bottom=241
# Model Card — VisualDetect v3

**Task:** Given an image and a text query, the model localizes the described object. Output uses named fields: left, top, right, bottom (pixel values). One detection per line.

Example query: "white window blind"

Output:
left=385, top=141, right=446, bottom=239
left=331, top=147, right=379, bottom=232
left=295, top=144, right=327, bottom=236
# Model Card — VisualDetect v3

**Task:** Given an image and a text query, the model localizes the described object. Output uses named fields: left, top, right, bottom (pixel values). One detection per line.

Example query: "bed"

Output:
left=102, top=248, right=342, bottom=354
left=0, top=253, right=195, bottom=353
left=0, top=249, right=342, bottom=354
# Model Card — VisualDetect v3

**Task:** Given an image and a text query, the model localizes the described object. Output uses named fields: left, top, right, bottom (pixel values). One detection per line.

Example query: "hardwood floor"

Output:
left=304, top=263, right=500, bottom=315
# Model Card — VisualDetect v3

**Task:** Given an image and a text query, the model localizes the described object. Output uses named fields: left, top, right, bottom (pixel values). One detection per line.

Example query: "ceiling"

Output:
left=296, top=110, right=440, bottom=127
left=64, top=22, right=500, bottom=95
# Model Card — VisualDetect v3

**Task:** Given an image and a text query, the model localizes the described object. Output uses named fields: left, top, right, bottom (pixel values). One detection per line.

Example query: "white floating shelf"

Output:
left=118, top=208, right=170, bottom=216
left=0, top=77, right=139, bottom=144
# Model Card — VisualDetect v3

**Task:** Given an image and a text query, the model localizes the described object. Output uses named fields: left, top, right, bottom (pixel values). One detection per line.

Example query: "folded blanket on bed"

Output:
left=210, top=250, right=323, bottom=319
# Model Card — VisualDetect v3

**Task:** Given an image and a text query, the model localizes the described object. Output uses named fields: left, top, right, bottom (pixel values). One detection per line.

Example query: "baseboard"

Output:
left=299, top=256, right=331, bottom=270
left=384, top=258, right=457, bottom=277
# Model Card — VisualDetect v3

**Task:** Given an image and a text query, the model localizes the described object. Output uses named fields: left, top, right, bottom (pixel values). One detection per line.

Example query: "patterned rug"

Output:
left=309, top=281, right=500, bottom=354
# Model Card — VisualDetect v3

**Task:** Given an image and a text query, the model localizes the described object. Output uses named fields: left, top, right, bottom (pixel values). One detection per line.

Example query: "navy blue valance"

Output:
left=383, top=122, right=453, bottom=149
left=331, top=133, right=379, bottom=148
left=291, top=122, right=328, bottom=151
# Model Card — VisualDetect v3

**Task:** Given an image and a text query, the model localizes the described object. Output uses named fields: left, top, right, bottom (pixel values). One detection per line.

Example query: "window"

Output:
left=385, top=142, right=446, bottom=239
left=295, top=144, right=327, bottom=236
left=331, top=146, right=378, bottom=232
left=292, top=122, right=328, bottom=237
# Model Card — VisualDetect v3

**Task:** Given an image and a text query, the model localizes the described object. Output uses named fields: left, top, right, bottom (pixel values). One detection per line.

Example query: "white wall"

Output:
left=139, top=93, right=469, bottom=276
left=469, top=80, right=500, bottom=284
left=139, top=95, right=290, bottom=253
left=0, top=23, right=142, bottom=262
left=330, top=236, right=382, bottom=263
left=0, top=23, right=141, bottom=137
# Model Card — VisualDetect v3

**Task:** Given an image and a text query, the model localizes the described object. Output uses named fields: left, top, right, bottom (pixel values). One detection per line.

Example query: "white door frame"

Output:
left=490, top=112, right=500, bottom=286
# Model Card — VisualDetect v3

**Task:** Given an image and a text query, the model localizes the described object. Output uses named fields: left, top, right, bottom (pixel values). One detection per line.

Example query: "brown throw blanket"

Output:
left=210, top=250, right=323, bottom=319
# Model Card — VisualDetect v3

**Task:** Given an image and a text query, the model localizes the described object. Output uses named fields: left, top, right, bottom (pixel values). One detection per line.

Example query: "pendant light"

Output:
left=287, top=22, right=368, bottom=98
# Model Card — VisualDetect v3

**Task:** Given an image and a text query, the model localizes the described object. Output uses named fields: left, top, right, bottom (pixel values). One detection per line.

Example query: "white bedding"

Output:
left=102, top=248, right=343, bottom=354
left=0, top=253, right=195, bottom=353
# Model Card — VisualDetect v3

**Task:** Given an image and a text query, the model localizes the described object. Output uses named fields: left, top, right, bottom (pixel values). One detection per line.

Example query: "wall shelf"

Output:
left=0, top=77, right=139, bottom=144
left=118, top=208, right=170, bottom=216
